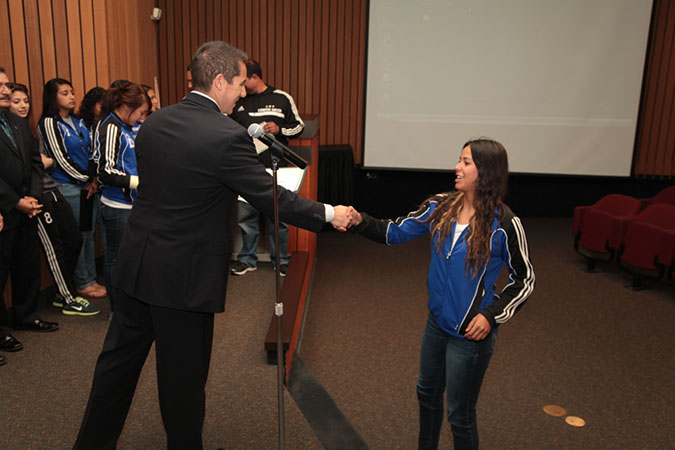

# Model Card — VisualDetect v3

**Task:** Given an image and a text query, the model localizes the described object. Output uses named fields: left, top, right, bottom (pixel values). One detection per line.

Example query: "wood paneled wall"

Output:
left=634, top=0, right=675, bottom=178
left=1, top=0, right=158, bottom=130
left=157, top=0, right=368, bottom=163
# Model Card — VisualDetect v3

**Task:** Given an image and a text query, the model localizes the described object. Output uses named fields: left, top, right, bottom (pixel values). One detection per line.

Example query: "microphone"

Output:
left=247, top=123, right=307, bottom=169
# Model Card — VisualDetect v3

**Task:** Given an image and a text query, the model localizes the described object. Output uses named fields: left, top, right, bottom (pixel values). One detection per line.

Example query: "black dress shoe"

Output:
left=13, top=319, right=59, bottom=332
left=0, top=334, right=23, bottom=351
left=0, top=354, right=5, bottom=366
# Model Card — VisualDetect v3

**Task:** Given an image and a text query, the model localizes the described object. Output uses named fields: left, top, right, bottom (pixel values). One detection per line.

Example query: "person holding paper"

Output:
left=229, top=59, right=304, bottom=276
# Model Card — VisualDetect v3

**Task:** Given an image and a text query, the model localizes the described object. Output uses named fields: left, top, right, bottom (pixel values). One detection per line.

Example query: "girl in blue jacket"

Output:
left=38, top=78, right=107, bottom=300
left=94, top=82, right=150, bottom=311
left=352, top=138, right=535, bottom=449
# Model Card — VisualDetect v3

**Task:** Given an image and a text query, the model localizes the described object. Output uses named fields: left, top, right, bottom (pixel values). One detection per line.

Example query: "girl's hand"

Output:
left=464, top=314, right=491, bottom=341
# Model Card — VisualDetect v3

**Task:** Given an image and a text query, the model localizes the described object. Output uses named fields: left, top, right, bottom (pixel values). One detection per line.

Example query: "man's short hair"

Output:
left=245, top=60, right=262, bottom=79
left=0, top=66, right=6, bottom=75
left=190, top=41, right=248, bottom=91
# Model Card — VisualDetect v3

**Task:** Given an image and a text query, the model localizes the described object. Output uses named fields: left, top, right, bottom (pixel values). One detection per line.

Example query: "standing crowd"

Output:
left=0, top=67, right=158, bottom=367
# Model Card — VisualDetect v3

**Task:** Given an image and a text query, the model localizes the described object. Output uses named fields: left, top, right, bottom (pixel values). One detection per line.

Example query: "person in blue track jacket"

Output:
left=351, top=138, right=535, bottom=450
left=93, top=82, right=150, bottom=313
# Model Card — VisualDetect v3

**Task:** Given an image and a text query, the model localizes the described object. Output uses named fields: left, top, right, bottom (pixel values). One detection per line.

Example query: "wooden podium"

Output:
left=264, top=114, right=320, bottom=378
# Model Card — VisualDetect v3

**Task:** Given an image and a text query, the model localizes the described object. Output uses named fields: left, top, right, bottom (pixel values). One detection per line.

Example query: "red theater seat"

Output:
left=641, top=185, right=675, bottom=209
left=619, top=204, right=675, bottom=286
left=573, top=194, right=642, bottom=269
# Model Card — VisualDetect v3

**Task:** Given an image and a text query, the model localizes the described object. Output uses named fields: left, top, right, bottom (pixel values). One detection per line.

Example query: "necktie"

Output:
left=0, top=112, right=17, bottom=150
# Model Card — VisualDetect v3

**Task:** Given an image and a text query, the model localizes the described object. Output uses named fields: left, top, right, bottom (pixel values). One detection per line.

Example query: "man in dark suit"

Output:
left=0, top=67, right=59, bottom=362
left=75, top=42, right=353, bottom=449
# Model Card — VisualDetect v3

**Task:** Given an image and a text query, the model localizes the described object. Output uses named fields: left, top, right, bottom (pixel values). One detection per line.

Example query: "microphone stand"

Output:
left=270, top=151, right=286, bottom=450
left=265, top=137, right=308, bottom=449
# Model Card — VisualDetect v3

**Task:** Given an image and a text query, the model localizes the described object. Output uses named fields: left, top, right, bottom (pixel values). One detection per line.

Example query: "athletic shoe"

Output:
left=52, top=293, right=65, bottom=308
left=62, top=297, right=101, bottom=316
left=231, top=261, right=257, bottom=276
left=279, top=264, right=288, bottom=277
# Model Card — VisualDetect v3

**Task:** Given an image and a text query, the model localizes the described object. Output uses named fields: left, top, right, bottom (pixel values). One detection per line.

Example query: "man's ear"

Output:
left=213, top=73, right=226, bottom=91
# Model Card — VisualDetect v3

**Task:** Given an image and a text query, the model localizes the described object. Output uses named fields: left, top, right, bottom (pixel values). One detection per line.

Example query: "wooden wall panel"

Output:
left=23, top=0, right=44, bottom=121
left=37, top=0, right=57, bottom=82
left=79, top=0, right=97, bottom=90
left=3, top=0, right=157, bottom=129
left=8, top=1, right=29, bottom=90
left=635, top=0, right=675, bottom=178
left=156, top=0, right=370, bottom=161
left=66, top=0, right=85, bottom=102
left=0, top=3, right=13, bottom=77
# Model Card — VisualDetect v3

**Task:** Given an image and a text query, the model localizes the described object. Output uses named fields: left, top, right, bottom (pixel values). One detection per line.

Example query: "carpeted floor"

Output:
left=1, top=218, right=673, bottom=449
left=0, top=265, right=321, bottom=449
left=299, top=218, right=675, bottom=450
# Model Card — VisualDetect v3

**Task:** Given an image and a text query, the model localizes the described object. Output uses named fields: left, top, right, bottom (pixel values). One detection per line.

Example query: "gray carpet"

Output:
left=0, top=264, right=321, bottom=449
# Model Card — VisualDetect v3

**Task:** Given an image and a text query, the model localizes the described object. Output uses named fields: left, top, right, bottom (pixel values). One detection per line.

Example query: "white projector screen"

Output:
left=363, top=0, right=653, bottom=176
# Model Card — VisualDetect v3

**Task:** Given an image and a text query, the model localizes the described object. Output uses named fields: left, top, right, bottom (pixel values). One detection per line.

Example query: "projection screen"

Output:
left=363, top=0, right=653, bottom=176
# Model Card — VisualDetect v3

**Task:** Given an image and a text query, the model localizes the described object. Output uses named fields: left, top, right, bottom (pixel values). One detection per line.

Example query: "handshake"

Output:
left=330, top=205, right=363, bottom=231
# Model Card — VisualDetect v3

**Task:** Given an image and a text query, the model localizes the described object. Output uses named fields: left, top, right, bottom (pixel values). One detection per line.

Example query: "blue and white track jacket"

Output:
left=38, top=115, right=92, bottom=185
left=94, top=112, right=138, bottom=208
left=354, top=199, right=535, bottom=338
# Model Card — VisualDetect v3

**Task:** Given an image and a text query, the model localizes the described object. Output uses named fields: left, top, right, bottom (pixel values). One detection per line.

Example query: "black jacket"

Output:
left=113, top=93, right=326, bottom=313
left=0, top=112, right=43, bottom=229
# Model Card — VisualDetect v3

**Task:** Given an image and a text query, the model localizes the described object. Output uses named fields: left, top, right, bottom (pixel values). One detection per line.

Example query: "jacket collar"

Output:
left=184, top=91, right=221, bottom=113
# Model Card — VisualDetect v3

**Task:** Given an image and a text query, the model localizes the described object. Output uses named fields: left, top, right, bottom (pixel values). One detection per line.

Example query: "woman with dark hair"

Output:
left=351, top=138, right=535, bottom=450
left=8, top=83, right=30, bottom=119
left=94, top=82, right=150, bottom=312
left=38, top=78, right=107, bottom=300
left=78, top=87, right=106, bottom=129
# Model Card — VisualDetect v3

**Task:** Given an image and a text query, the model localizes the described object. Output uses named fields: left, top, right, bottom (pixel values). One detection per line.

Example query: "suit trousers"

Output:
left=74, top=289, right=214, bottom=450
left=0, top=218, right=41, bottom=337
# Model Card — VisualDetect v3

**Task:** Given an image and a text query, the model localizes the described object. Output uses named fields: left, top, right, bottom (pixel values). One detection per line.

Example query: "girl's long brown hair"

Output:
left=424, top=138, right=509, bottom=276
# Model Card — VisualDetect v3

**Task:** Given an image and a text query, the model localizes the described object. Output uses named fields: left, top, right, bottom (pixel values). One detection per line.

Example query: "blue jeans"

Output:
left=236, top=201, right=290, bottom=267
left=58, top=183, right=100, bottom=290
left=101, top=205, right=131, bottom=309
left=417, top=313, right=497, bottom=450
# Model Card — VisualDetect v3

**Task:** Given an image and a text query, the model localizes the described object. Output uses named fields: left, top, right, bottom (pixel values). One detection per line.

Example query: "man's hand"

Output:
left=16, top=197, right=43, bottom=218
left=85, top=179, right=99, bottom=199
left=464, top=314, right=492, bottom=341
left=330, top=205, right=353, bottom=231
left=0, top=213, right=3, bottom=232
left=262, top=122, right=280, bottom=135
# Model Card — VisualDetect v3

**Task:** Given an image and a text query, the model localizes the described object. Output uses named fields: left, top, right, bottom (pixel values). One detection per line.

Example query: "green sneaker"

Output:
left=62, top=297, right=101, bottom=316
left=52, top=293, right=65, bottom=308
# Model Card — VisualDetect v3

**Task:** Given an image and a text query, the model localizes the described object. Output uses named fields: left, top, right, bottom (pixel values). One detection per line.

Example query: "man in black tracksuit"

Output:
left=228, top=59, right=304, bottom=277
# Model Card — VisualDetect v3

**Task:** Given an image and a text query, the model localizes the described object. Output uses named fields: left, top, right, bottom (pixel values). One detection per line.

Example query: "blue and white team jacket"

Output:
left=94, top=112, right=138, bottom=208
left=354, top=198, right=535, bottom=338
left=38, top=115, right=92, bottom=185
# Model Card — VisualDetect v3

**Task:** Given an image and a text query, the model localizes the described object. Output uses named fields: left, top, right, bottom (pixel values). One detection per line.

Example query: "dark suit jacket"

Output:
left=0, top=112, right=43, bottom=230
left=113, top=93, right=326, bottom=313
